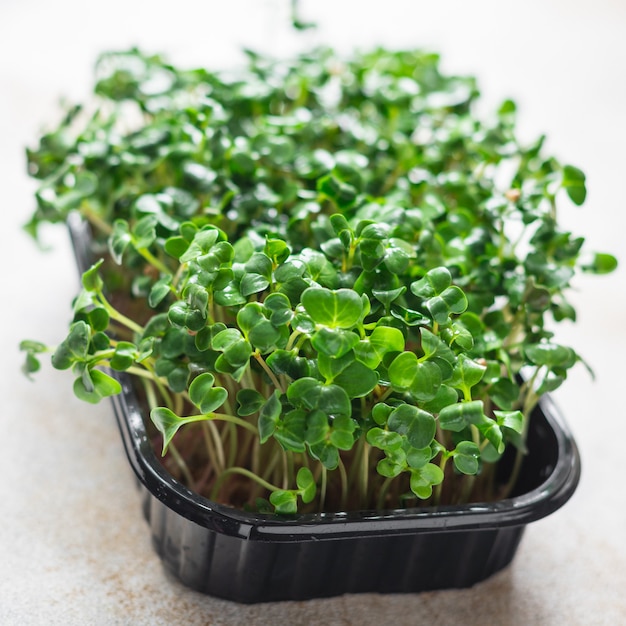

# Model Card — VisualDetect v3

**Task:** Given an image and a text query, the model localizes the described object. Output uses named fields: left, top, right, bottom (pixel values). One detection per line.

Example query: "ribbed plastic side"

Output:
left=143, top=489, right=525, bottom=603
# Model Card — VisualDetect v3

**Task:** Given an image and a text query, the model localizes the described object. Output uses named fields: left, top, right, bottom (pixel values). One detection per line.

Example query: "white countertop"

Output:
left=2, top=1, right=625, bottom=624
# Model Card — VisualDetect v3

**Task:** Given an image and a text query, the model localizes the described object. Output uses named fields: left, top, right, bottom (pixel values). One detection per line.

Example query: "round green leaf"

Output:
left=333, top=361, right=379, bottom=398
left=450, top=354, right=487, bottom=393
left=311, top=327, right=360, bottom=358
left=301, top=287, right=363, bottom=329
left=411, top=361, right=442, bottom=401
left=259, top=391, right=282, bottom=444
left=388, top=404, right=436, bottom=449
left=81, top=260, right=104, bottom=292
left=189, top=372, right=228, bottom=414
left=366, top=427, right=403, bottom=451
left=388, top=351, right=418, bottom=391
left=583, top=252, right=618, bottom=275
left=110, top=341, right=137, bottom=371
left=354, top=325, right=405, bottom=368
left=439, top=400, right=484, bottom=432
left=409, top=463, right=444, bottom=499
left=405, top=446, right=432, bottom=469
left=287, top=377, right=351, bottom=416
left=73, top=368, right=122, bottom=404
left=236, top=388, right=265, bottom=416
left=309, top=440, right=340, bottom=470
left=562, top=164, right=587, bottom=205
left=275, top=410, right=307, bottom=452
left=269, top=490, right=298, bottom=514
left=494, top=409, right=524, bottom=434
left=453, top=441, right=481, bottom=475
left=296, top=467, right=316, bottom=504
left=305, top=410, right=329, bottom=445
left=51, top=321, right=91, bottom=370
left=410, top=267, right=451, bottom=297
left=168, top=301, right=206, bottom=331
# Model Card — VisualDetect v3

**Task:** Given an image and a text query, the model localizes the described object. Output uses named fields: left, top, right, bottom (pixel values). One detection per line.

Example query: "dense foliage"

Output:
left=21, top=47, right=616, bottom=513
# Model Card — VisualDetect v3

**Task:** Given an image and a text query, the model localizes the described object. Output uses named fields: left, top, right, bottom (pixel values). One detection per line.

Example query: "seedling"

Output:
left=22, top=46, right=616, bottom=513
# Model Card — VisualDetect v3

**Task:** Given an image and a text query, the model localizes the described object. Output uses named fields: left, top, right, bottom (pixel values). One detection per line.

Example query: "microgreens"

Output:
left=21, top=46, right=616, bottom=514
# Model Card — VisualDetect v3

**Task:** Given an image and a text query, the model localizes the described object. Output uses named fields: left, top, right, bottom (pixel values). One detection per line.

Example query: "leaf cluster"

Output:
left=21, top=46, right=616, bottom=513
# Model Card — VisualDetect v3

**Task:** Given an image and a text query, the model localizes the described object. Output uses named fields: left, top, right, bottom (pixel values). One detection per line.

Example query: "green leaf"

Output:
left=425, top=286, right=468, bottom=324
left=287, top=377, right=351, bottom=416
left=164, top=235, right=190, bottom=259
left=388, top=404, right=436, bottom=449
left=410, top=267, right=452, bottom=297
left=198, top=241, right=235, bottom=272
left=388, top=351, right=419, bottom=392
left=311, top=327, right=360, bottom=358
left=81, top=260, right=104, bottom=292
left=51, top=321, right=91, bottom=369
left=372, top=286, right=406, bottom=310
left=217, top=340, right=253, bottom=371
left=354, top=325, right=405, bottom=368
left=296, top=467, right=316, bottom=504
left=317, top=173, right=358, bottom=209
left=275, top=410, right=307, bottom=452
left=333, top=361, right=379, bottom=397
left=562, top=164, right=587, bottom=205
left=264, top=292, right=294, bottom=326
left=301, top=287, right=363, bottom=329
left=179, top=228, right=220, bottom=263
left=421, top=384, right=459, bottom=413
left=582, top=252, right=618, bottom=275
left=167, top=300, right=205, bottom=331
left=405, top=446, right=432, bottom=469
left=377, top=453, right=405, bottom=478
left=525, top=343, right=576, bottom=369
left=269, top=490, right=297, bottom=514
left=449, top=354, right=487, bottom=394
left=494, top=409, right=524, bottom=434
left=452, top=441, right=481, bottom=475
left=109, top=219, right=133, bottom=264
left=73, top=368, right=122, bottom=404
left=22, top=351, right=42, bottom=376
left=236, top=388, right=265, bottom=416
left=189, top=372, right=228, bottom=413
left=371, top=402, right=393, bottom=426
left=212, top=328, right=244, bottom=350
left=317, top=350, right=354, bottom=382
left=237, top=303, right=282, bottom=352
left=240, top=273, right=270, bottom=297
left=409, top=463, right=444, bottom=499
left=479, top=418, right=505, bottom=454
left=309, top=440, right=340, bottom=470
left=267, top=349, right=310, bottom=379
left=265, top=238, right=291, bottom=265
left=132, top=214, right=158, bottom=249
left=439, top=400, right=484, bottom=432
left=258, top=391, right=282, bottom=444
left=411, top=361, right=442, bottom=401
left=329, top=415, right=357, bottom=450
left=110, top=341, right=137, bottom=371
left=305, top=410, right=329, bottom=445
left=149, top=278, right=172, bottom=308
left=488, top=378, right=520, bottom=410
left=366, top=427, right=403, bottom=451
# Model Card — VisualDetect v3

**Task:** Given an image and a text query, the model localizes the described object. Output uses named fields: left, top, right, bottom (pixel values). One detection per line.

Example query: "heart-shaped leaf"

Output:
left=189, top=372, right=228, bottom=414
left=301, top=287, right=363, bottom=329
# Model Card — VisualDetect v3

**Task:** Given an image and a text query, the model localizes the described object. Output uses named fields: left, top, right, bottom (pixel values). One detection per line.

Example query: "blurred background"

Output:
left=1, top=1, right=624, bottom=624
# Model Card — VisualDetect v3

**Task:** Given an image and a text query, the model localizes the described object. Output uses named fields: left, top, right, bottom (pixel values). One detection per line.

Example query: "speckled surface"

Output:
left=2, top=1, right=625, bottom=624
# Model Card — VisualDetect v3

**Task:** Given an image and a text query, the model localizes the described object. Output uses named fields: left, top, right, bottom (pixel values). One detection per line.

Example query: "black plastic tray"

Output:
left=69, top=213, right=581, bottom=603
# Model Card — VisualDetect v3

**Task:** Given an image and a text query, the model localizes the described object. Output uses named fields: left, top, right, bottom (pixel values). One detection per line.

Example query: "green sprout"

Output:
left=21, top=46, right=616, bottom=513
